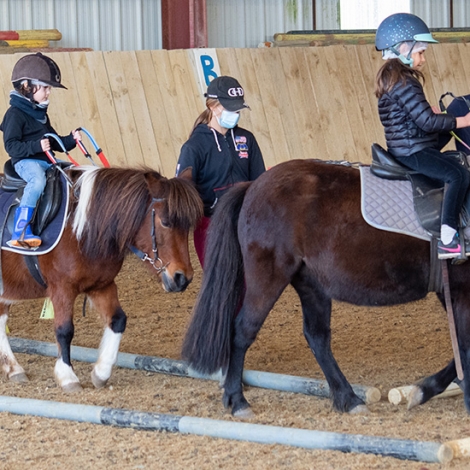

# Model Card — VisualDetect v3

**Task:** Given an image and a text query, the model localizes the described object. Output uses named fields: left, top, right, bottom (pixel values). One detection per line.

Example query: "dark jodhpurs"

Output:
left=395, top=148, right=470, bottom=231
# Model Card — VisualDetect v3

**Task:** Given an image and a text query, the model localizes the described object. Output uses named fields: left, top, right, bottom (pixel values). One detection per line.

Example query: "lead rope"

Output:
left=441, top=259, right=464, bottom=380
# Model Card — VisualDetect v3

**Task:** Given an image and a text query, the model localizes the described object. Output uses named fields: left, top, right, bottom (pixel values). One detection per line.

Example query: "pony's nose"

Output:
left=163, top=271, right=191, bottom=292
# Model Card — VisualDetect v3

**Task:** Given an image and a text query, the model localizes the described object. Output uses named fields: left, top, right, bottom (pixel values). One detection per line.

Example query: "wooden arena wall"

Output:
left=1, top=44, right=469, bottom=176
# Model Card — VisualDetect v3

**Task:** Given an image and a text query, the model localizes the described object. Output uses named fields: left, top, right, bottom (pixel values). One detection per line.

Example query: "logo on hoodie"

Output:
left=235, top=136, right=248, bottom=158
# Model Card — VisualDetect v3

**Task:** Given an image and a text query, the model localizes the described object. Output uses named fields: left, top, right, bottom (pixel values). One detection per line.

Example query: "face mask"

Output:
left=217, top=109, right=240, bottom=129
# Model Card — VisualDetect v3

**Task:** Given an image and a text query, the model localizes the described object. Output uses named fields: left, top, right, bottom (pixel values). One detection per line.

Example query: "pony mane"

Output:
left=165, top=176, right=204, bottom=232
left=72, top=166, right=202, bottom=260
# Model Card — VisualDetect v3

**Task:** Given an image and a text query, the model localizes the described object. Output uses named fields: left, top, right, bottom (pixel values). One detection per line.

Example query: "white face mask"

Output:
left=217, top=109, right=240, bottom=129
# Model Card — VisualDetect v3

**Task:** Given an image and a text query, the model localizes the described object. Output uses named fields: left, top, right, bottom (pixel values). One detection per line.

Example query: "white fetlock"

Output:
left=349, top=404, right=370, bottom=414
left=407, top=385, right=423, bottom=410
left=0, top=313, right=27, bottom=381
left=54, top=357, right=81, bottom=391
left=233, top=407, right=255, bottom=419
left=92, top=327, right=122, bottom=389
left=91, top=369, right=108, bottom=389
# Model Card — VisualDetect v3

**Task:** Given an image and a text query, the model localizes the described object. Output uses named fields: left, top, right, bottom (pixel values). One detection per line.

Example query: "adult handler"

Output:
left=175, top=76, right=266, bottom=267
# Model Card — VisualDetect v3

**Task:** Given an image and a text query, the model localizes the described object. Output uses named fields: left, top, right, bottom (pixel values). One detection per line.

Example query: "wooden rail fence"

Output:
left=0, top=43, right=469, bottom=176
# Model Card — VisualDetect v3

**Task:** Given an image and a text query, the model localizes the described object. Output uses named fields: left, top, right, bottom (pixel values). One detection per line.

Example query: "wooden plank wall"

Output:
left=1, top=44, right=470, bottom=176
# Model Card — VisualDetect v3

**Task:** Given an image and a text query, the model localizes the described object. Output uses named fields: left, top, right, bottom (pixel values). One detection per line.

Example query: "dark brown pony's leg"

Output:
left=87, top=282, right=127, bottom=388
left=407, top=359, right=457, bottom=410
left=449, top=286, right=470, bottom=412
left=291, top=269, right=366, bottom=413
left=408, top=276, right=470, bottom=412
left=222, top=275, right=290, bottom=417
left=408, top=283, right=470, bottom=411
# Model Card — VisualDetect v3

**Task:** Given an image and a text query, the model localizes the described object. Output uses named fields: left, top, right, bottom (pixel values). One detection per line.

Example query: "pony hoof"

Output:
left=91, top=370, right=108, bottom=389
left=233, top=407, right=255, bottom=419
left=9, top=372, right=29, bottom=383
left=349, top=404, right=369, bottom=414
left=62, top=382, right=82, bottom=393
left=407, top=385, right=423, bottom=410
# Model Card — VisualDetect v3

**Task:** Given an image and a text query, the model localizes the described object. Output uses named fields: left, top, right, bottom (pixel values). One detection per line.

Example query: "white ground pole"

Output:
left=9, top=337, right=381, bottom=404
left=0, top=395, right=454, bottom=464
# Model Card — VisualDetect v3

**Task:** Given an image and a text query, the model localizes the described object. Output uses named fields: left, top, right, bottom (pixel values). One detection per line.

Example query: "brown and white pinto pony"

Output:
left=0, top=166, right=203, bottom=392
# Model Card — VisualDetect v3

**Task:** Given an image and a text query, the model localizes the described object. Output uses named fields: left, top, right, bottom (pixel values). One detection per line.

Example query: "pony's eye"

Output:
left=160, top=219, right=170, bottom=228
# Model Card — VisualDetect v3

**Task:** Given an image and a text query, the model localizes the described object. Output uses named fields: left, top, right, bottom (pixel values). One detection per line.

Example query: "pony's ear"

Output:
left=177, top=166, right=193, bottom=181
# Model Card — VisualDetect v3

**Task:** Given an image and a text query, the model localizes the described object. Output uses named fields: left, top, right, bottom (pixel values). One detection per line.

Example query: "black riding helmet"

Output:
left=11, top=52, right=66, bottom=89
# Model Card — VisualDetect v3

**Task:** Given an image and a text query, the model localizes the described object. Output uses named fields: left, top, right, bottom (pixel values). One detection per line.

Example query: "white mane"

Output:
left=72, top=166, right=100, bottom=240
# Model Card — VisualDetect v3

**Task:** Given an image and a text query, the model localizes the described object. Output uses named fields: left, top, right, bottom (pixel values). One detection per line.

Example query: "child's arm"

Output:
left=49, top=126, right=81, bottom=152
left=2, top=112, right=44, bottom=159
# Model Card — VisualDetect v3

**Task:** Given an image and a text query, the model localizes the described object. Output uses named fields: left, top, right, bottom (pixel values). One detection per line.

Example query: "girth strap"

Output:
left=428, top=237, right=443, bottom=294
left=24, top=255, right=47, bottom=289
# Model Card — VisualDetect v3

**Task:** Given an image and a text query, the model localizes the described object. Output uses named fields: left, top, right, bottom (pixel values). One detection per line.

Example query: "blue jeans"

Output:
left=14, top=159, right=52, bottom=208
left=395, top=148, right=470, bottom=230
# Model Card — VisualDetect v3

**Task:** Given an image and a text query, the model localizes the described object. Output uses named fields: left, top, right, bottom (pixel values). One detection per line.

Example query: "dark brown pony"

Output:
left=182, top=159, right=468, bottom=417
left=0, top=166, right=202, bottom=392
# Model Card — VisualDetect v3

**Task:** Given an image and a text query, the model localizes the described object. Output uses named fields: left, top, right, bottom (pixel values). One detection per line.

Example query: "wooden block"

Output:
left=273, top=31, right=470, bottom=47
left=445, top=437, right=470, bottom=459
left=388, top=382, right=462, bottom=405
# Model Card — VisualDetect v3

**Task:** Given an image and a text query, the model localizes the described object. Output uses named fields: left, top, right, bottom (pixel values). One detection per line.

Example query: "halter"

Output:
left=129, top=197, right=169, bottom=274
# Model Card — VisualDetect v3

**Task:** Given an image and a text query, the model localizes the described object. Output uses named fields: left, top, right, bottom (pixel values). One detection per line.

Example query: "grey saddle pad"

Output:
left=360, top=165, right=431, bottom=242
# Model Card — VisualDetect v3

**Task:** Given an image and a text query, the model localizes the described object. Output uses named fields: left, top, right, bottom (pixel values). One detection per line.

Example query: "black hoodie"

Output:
left=176, top=124, right=265, bottom=216
left=0, top=95, right=76, bottom=165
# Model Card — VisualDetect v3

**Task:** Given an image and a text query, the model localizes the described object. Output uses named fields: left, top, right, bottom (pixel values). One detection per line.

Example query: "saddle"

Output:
left=370, top=143, right=470, bottom=237
left=0, top=160, right=71, bottom=236
left=0, top=161, right=72, bottom=293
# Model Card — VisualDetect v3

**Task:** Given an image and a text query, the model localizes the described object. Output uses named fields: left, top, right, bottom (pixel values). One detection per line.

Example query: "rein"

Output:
left=129, top=197, right=169, bottom=274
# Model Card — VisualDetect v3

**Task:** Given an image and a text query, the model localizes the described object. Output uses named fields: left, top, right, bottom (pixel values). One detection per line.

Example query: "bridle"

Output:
left=129, top=197, right=169, bottom=274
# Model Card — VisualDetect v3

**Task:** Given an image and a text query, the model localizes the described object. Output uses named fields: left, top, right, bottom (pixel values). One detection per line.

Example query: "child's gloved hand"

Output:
left=40, top=137, right=51, bottom=152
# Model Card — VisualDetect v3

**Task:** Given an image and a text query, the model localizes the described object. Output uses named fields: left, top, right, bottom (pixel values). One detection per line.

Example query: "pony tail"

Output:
left=182, top=182, right=251, bottom=374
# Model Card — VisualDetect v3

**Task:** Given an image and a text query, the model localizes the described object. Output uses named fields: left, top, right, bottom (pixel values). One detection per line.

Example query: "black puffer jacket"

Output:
left=378, top=76, right=456, bottom=157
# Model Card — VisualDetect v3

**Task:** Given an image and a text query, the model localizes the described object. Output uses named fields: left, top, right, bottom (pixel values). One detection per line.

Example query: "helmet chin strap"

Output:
left=397, top=54, right=414, bottom=67
left=391, top=41, right=417, bottom=67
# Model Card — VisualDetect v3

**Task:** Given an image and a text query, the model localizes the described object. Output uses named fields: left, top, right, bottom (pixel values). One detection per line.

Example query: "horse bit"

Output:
left=129, top=197, right=169, bottom=274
